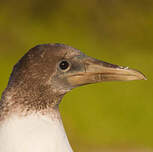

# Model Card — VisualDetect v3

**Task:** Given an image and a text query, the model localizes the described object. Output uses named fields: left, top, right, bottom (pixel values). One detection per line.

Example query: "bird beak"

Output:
left=67, top=57, right=146, bottom=87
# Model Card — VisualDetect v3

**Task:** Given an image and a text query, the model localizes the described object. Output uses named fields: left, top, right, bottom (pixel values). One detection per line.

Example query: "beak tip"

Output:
left=126, top=68, right=147, bottom=81
left=142, top=76, right=147, bottom=80
left=136, top=72, right=147, bottom=81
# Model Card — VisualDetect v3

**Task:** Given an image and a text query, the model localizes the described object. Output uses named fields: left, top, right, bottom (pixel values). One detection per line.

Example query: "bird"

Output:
left=0, top=43, right=146, bottom=152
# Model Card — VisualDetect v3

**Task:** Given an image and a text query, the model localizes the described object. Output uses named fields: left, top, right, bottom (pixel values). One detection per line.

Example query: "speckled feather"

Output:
left=0, top=44, right=81, bottom=120
left=0, top=43, right=145, bottom=152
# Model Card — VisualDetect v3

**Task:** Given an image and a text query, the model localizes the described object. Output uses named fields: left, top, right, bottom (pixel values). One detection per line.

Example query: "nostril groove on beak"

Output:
left=84, top=63, right=87, bottom=73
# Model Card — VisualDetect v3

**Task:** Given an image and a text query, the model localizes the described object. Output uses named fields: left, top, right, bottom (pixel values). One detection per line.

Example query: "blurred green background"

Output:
left=0, top=0, right=152, bottom=151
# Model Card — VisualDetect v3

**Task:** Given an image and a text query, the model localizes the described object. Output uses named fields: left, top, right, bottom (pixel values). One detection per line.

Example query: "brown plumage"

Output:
left=0, top=44, right=82, bottom=119
left=0, top=44, right=146, bottom=152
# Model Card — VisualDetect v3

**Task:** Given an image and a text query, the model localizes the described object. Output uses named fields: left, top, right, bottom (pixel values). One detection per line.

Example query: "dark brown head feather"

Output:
left=0, top=43, right=146, bottom=120
left=0, top=44, right=82, bottom=119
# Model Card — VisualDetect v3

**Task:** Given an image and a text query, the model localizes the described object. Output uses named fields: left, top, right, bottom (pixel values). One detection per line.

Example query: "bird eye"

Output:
left=59, top=60, right=71, bottom=71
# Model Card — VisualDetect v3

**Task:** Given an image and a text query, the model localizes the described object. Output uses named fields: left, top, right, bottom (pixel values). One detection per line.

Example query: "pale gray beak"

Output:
left=67, top=57, right=146, bottom=87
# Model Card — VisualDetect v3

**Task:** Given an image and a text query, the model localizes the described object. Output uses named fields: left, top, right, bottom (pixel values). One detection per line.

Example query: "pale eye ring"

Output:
left=58, top=60, right=71, bottom=71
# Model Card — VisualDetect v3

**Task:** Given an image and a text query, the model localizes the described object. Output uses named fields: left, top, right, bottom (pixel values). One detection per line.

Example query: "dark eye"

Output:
left=59, top=60, right=70, bottom=71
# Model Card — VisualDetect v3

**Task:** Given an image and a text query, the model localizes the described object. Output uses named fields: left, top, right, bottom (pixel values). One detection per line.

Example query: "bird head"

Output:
left=6, top=44, right=146, bottom=110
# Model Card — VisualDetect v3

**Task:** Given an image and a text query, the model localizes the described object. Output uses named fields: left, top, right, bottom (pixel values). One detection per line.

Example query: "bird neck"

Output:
left=0, top=84, right=65, bottom=120
left=0, top=87, right=73, bottom=152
